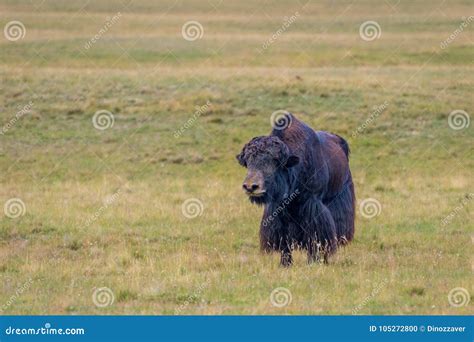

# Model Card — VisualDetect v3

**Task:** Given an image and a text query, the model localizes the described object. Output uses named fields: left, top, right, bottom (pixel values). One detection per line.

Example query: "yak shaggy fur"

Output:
left=237, top=113, right=355, bottom=266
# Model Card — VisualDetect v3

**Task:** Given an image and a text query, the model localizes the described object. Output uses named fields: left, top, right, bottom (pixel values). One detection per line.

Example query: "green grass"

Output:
left=0, top=0, right=472, bottom=315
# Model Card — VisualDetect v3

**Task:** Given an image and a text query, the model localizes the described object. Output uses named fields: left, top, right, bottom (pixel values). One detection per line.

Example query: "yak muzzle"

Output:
left=242, top=173, right=265, bottom=197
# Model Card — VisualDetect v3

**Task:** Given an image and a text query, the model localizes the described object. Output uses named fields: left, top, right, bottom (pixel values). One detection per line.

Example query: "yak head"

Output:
left=236, top=136, right=299, bottom=205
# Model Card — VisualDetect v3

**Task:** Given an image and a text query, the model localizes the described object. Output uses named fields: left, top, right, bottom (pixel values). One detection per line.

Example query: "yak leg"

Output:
left=280, top=250, right=292, bottom=267
left=303, top=197, right=337, bottom=264
left=325, top=177, right=355, bottom=244
left=260, top=214, right=293, bottom=267
left=307, top=240, right=322, bottom=264
left=280, top=238, right=292, bottom=267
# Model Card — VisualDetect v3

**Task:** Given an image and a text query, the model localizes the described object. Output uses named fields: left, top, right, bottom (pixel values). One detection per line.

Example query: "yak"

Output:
left=236, top=113, right=355, bottom=266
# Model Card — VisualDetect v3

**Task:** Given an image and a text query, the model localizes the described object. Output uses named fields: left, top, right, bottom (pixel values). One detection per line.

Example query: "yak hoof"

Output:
left=280, top=253, right=292, bottom=267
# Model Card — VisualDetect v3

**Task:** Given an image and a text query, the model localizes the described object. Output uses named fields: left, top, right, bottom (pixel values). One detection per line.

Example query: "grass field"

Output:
left=0, top=0, right=472, bottom=315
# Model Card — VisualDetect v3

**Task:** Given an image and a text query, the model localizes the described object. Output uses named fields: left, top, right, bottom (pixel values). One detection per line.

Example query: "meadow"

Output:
left=0, top=0, right=472, bottom=314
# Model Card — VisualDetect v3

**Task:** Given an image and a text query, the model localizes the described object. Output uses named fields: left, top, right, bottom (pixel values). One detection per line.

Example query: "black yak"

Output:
left=236, top=113, right=355, bottom=266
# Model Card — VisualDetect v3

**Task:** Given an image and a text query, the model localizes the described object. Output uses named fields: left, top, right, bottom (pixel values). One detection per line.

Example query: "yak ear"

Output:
left=285, top=155, right=299, bottom=168
left=236, top=151, right=247, bottom=167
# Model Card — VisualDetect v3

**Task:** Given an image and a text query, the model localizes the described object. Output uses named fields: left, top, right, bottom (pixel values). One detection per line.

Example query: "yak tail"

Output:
left=336, top=134, right=350, bottom=159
